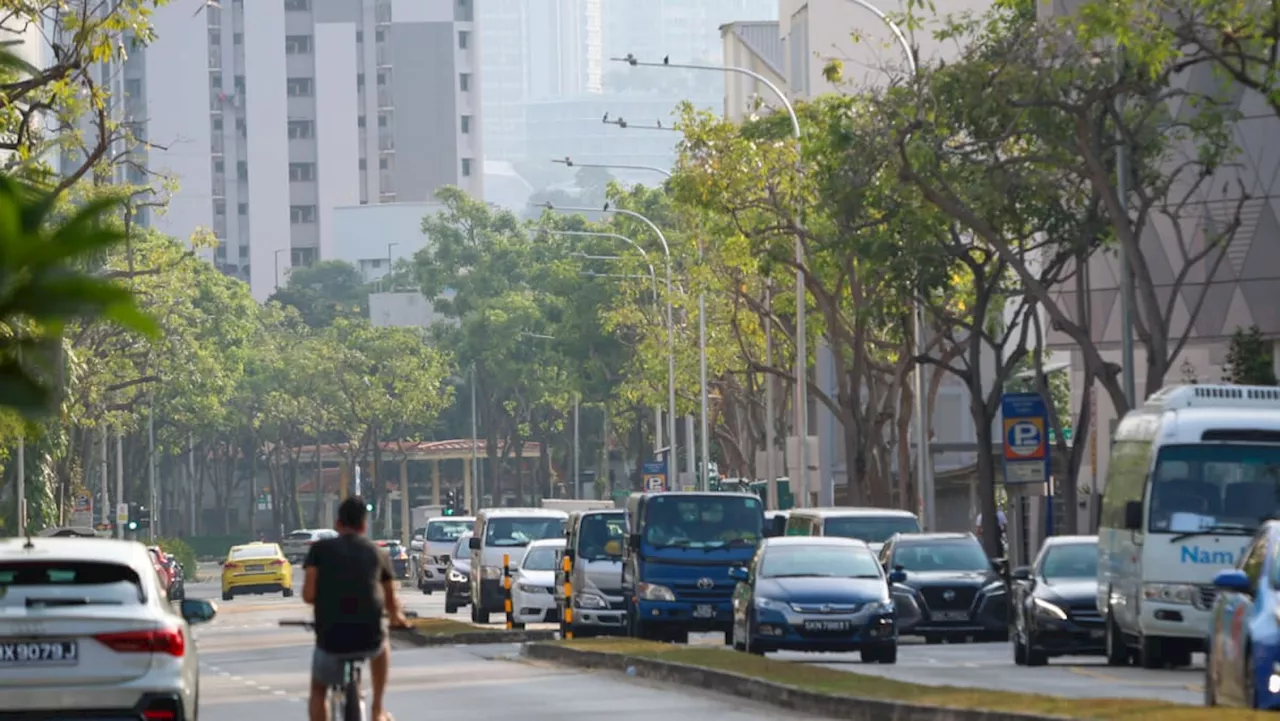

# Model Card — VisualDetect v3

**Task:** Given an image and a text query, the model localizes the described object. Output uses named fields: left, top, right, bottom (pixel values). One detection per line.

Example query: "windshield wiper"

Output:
left=25, top=597, right=122, bottom=608
left=1170, top=523, right=1254, bottom=543
left=767, top=573, right=829, bottom=578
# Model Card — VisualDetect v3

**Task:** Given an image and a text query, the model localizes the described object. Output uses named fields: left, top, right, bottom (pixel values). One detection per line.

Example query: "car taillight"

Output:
left=269, top=559, right=284, bottom=567
left=223, top=562, right=239, bottom=571
left=95, top=627, right=185, bottom=657
left=144, top=710, right=176, bottom=721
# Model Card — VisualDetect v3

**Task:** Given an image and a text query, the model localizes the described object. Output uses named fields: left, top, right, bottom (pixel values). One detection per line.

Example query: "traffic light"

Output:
left=443, top=490, right=457, bottom=515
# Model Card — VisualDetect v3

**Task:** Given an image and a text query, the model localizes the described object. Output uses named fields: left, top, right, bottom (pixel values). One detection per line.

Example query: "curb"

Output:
left=391, top=626, right=558, bottom=648
left=520, top=643, right=1071, bottom=721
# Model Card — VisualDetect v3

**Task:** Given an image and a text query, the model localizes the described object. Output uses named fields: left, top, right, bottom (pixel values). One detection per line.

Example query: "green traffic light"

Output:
left=365, top=503, right=374, bottom=512
left=127, top=521, right=138, bottom=530
left=443, top=508, right=454, bottom=516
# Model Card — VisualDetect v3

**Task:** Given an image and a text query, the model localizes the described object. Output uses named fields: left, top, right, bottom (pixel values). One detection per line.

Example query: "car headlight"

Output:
left=480, top=565, right=503, bottom=580
left=448, top=570, right=466, bottom=583
left=1032, top=597, right=1068, bottom=620
left=518, top=583, right=547, bottom=594
left=1143, top=583, right=1195, bottom=606
left=863, top=599, right=894, bottom=615
left=575, top=593, right=607, bottom=609
left=424, top=555, right=440, bottom=565
left=756, top=597, right=786, bottom=611
left=637, top=582, right=675, bottom=602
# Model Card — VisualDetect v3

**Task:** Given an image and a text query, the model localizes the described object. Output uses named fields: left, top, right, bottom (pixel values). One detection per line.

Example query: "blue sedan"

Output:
left=1205, top=521, right=1280, bottom=709
left=729, top=536, right=899, bottom=662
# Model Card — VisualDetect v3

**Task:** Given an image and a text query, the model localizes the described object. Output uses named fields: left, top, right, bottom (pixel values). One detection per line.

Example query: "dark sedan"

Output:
left=881, top=532, right=1008, bottom=643
left=444, top=532, right=473, bottom=615
left=1011, top=535, right=1102, bottom=665
left=730, top=536, right=898, bottom=662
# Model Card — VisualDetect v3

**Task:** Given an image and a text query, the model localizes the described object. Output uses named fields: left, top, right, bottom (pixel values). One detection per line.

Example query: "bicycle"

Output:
left=279, top=620, right=367, bottom=721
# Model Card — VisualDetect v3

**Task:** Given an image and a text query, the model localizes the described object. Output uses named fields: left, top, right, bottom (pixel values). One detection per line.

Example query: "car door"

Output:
left=732, top=548, right=761, bottom=633
left=1219, top=532, right=1266, bottom=705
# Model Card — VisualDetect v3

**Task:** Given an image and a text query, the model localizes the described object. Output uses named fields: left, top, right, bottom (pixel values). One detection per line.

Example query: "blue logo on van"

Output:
left=1179, top=545, right=1248, bottom=565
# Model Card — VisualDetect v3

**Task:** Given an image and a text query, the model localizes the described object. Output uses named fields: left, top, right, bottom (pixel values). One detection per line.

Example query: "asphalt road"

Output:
left=188, top=573, right=828, bottom=721
left=193, top=564, right=1205, bottom=706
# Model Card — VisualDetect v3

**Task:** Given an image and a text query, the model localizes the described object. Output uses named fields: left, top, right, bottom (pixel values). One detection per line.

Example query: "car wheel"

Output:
left=744, top=611, right=763, bottom=655
left=924, top=634, right=942, bottom=645
left=1104, top=611, right=1129, bottom=666
left=283, top=587, right=294, bottom=598
left=723, top=629, right=733, bottom=646
left=1013, top=634, right=1028, bottom=665
left=1167, top=648, right=1192, bottom=668
left=444, top=598, right=458, bottom=614
left=1024, top=632, right=1048, bottom=667
left=861, top=643, right=896, bottom=664
left=1137, top=634, right=1163, bottom=669
left=475, top=606, right=490, bottom=624
left=221, top=591, right=232, bottom=601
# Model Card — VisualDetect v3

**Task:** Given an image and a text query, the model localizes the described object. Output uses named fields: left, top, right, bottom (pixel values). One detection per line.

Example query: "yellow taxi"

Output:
left=220, top=542, right=294, bottom=600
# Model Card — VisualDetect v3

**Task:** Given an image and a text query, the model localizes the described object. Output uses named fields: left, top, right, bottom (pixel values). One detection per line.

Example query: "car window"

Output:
left=1038, top=543, right=1098, bottom=579
left=230, top=545, right=280, bottom=560
left=892, top=540, right=990, bottom=572
left=426, top=519, right=473, bottom=542
left=288, top=531, right=313, bottom=541
left=759, top=545, right=881, bottom=578
left=521, top=546, right=559, bottom=571
left=453, top=533, right=473, bottom=558
left=0, top=561, right=146, bottom=605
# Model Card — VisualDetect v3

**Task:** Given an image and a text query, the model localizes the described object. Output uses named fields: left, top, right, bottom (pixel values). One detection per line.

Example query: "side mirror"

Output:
left=1213, top=569, right=1251, bottom=593
left=180, top=598, right=218, bottom=625
left=728, top=566, right=749, bottom=582
left=627, top=534, right=641, bottom=551
left=1123, top=501, right=1143, bottom=531
left=1010, top=566, right=1032, bottom=581
left=992, top=558, right=1008, bottom=575
left=888, top=569, right=907, bottom=584
left=468, top=537, right=480, bottom=550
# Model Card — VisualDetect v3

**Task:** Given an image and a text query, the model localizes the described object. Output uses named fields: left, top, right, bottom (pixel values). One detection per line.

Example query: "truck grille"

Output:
left=919, top=587, right=977, bottom=611
left=1196, top=586, right=1217, bottom=611
left=672, top=582, right=732, bottom=602
left=1068, top=603, right=1103, bottom=625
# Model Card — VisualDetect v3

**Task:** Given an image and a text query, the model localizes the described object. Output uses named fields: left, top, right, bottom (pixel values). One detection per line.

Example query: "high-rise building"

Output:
left=109, top=0, right=481, bottom=301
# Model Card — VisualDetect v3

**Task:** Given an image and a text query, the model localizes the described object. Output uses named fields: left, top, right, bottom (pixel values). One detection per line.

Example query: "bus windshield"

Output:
left=1149, top=444, right=1280, bottom=533
left=641, top=495, right=763, bottom=550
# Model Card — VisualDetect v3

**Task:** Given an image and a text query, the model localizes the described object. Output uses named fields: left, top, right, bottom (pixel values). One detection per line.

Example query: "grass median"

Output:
left=557, top=638, right=1268, bottom=721
left=404, top=618, right=489, bottom=636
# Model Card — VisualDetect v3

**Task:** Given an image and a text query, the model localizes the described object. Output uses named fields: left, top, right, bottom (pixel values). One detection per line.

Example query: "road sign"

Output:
left=1001, top=392, right=1050, bottom=484
left=115, top=502, right=129, bottom=524
left=642, top=461, right=667, bottom=492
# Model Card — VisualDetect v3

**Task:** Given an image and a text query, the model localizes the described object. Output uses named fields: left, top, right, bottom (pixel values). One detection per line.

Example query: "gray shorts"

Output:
left=311, top=644, right=384, bottom=687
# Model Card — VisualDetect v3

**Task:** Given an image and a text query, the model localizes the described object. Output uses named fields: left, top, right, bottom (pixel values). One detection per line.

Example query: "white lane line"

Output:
left=230, top=675, right=243, bottom=681
left=273, top=690, right=287, bottom=696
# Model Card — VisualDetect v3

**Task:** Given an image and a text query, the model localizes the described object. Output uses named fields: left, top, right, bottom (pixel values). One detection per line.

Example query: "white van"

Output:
left=468, top=508, right=567, bottom=624
left=1098, top=384, right=1280, bottom=669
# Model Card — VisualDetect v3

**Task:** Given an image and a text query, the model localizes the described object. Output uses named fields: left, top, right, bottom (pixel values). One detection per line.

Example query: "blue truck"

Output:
left=622, top=491, right=764, bottom=644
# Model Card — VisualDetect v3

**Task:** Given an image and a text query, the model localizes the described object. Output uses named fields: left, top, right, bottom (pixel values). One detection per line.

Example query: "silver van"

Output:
left=785, top=507, right=920, bottom=554
left=556, top=509, right=627, bottom=636
left=468, top=508, right=567, bottom=624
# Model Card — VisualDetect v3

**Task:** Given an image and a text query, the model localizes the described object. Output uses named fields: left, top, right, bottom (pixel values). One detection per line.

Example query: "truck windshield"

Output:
left=485, top=517, right=565, bottom=547
left=642, top=495, right=763, bottom=550
left=1149, top=444, right=1280, bottom=533
left=824, top=515, right=920, bottom=543
left=426, top=520, right=473, bottom=542
left=578, top=514, right=626, bottom=561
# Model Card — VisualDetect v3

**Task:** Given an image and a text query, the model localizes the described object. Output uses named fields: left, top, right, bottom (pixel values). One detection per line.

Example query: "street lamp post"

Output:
left=273, top=248, right=287, bottom=290
left=553, top=157, right=672, bottom=178
left=386, top=242, right=399, bottom=291
left=603, top=116, right=680, bottom=132
left=613, top=53, right=809, bottom=506
left=469, top=362, right=478, bottom=512
left=539, top=204, right=679, bottom=481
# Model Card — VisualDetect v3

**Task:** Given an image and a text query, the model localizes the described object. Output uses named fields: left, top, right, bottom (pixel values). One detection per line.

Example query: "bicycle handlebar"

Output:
left=280, top=620, right=315, bottom=629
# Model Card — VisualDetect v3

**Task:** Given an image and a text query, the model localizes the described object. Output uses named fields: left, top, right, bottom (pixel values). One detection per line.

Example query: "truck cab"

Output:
left=557, top=509, right=627, bottom=637
left=623, top=491, right=764, bottom=644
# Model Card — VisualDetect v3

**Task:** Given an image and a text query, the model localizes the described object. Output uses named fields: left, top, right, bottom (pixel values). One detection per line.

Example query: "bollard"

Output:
left=561, top=553, right=574, bottom=640
left=503, top=553, right=513, bottom=630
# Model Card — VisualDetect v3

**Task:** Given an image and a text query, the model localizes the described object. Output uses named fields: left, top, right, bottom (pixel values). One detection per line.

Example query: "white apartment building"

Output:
left=122, top=0, right=481, bottom=301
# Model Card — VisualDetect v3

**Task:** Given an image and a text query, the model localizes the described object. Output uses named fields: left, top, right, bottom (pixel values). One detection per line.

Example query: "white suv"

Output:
left=281, top=529, right=338, bottom=563
left=0, top=536, right=217, bottom=721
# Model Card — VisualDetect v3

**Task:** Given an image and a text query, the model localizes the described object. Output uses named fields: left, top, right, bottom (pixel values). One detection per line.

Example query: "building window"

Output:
left=284, top=35, right=313, bottom=54
left=356, top=30, right=363, bottom=43
left=290, top=205, right=317, bottom=224
left=286, top=77, right=314, bottom=96
left=288, top=162, right=316, bottom=182
left=284, top=0, right=309, bottom=10
left=125, top=78, right=142, bottom=98
left=379, top=156, right=388, bottom=170
left=357, top=73, right=365, bottom=89
left=358, top=115, right=366, bottom=128
left=214, top=200, right=226, bottom=216
left=210, top=72, right=222, bottom=89
left=212, top=117, right=223, bottom=131
left=209, top=31, right=221, bottom=46
left=370, top=258, right=383, bottom=269
left=239, top=244, right=249, bottom=258
left=375, top=29, right=385, bottom=42
left=292, top=247, right=317, bottom=266
left=213, top=159, right=224, bottom=173
left=458, top=31, right=469, bottom=49
left=359, top=158, right=367, bottom=170
left=461, top=158, right=472, bottom=176
left=236, top=161, right=248, bottom=180
left=233, top=32, right=242, bottom=45
left=459, top=73, right=470, bottom=91
left=238, top=203, right=248, bottom=215
left=235, top=117, right=246, bottom=133
left=374, top=3, right=391, bottom=22
left=234, top=75, right=246, bottom=93
left=377, top=114, right=388, bottom=128
left=287, top=119, right=314, bottom=139
left=376, top=70, right=389, bottom=86
left=460, top=115, right=471, bottom=134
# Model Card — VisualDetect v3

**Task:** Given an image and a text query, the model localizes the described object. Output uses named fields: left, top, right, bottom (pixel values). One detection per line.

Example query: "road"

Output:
left=193, top=564, right=1205, bottom=707
left=189, top=571, right=828, bottom=721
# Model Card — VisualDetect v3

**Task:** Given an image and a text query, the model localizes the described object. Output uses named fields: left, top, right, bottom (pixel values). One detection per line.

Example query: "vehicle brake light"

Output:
left=144, top=711, right=176, bottom=721
left=95, top=627, right=185, bottom=657
left=223, top=562, right=240, bottom=571
left=269, top=559, right=284, bottom=567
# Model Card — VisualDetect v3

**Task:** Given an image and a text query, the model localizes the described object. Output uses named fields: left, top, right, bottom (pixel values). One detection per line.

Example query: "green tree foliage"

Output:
left=1223, top=325, right=1278, bottom=386
left=268, top=260, right=371, bottom=328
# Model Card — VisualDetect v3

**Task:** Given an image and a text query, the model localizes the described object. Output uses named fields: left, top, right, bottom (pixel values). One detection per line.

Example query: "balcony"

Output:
left=212, top=173, right=226, bottom=198
left=209, top=47, right=221, bottom=70
left=377, top=87, right=392, bottom=109
left=376, top=45, right=390, bottom=68
left=377, top=135, right=394, bottom=151
left=211, top=134, right=224, bottom=154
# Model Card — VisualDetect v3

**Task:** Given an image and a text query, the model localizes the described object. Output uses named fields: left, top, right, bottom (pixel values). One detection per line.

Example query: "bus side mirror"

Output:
left=468, top=537, right=480, bottom=550
left=1123, top=501, right=1143, bottom=531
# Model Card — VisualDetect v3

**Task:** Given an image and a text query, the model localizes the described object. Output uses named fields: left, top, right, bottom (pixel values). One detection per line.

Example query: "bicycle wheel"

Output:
left=343, top=666, right=362, bottom=721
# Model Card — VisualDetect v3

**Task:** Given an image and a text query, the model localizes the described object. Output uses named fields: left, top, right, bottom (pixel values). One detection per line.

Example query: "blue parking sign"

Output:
left=1001, top=392, right=1050, bottom=485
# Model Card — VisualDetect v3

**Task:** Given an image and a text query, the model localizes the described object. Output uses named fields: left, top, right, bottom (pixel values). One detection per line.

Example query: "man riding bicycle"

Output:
left=302, top=496, right=408, bottom=721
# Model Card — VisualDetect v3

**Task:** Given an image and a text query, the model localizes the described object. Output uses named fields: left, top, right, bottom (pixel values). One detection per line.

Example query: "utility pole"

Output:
left=572, top=393, right=580, bottom=499
left=15, top=420, right=24, bottom=537
left=115, top=431, right=124, bottom=539
left=188, top=434, right=196, bottom=536
left=764, top=282, right=778, bottom=509
left=100, top=430, right=109, bottom=527
left=148, top=402, right=157, bottom=540
left=468, top=363, right=478, bottom=511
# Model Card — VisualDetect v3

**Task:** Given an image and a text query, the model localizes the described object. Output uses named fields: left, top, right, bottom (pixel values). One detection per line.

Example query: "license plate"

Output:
left=692, top=604, right=714, bottom=619
left=932, top=611, right=969, bottom=621
left=0, top=640, right=78, bottom=666
left=246, top=565, right=264, bottom=572
left=1090, top=629, right=1105, bottom=640
left=803, top=620, right=850, bottom=633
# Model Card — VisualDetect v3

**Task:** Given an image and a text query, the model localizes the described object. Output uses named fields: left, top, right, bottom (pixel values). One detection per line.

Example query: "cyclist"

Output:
left=303, top=496, right=408, bottom=721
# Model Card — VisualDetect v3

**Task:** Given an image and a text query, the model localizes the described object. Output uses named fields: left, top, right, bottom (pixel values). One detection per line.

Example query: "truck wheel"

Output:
left=445, top=598, right=457, bottom=614
left=1104, top=612, right=1130, bottom=666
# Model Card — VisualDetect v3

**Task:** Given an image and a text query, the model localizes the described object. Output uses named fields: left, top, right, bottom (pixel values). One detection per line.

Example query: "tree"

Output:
left=1223, top=325, right=1277, bottom=386
left=269, top=260, right=370, bottom=328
